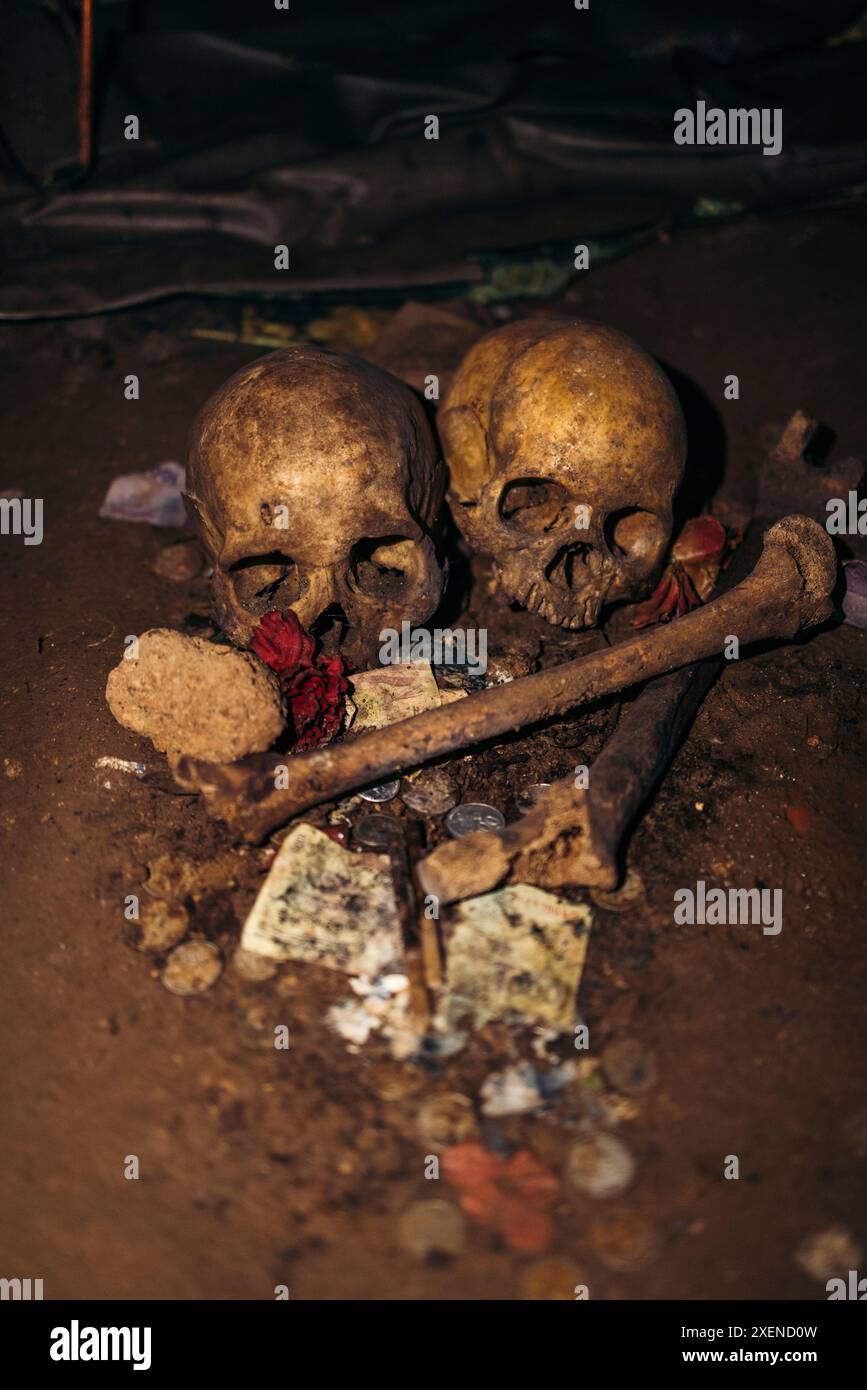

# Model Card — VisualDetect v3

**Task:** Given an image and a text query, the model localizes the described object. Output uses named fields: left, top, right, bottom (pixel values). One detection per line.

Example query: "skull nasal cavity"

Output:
left=499, top=478, right=569, bottom=533
left=545, top=543, right=593, bottom=590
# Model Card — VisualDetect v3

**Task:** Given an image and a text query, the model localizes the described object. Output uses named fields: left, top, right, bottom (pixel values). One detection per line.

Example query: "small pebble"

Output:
left=130, top=900, right=189, bottom=954
left=151, top=540, right=203, bottom=581
left=795, top=1226, right=863, bottom=1282
left=567, top=1130, right=636, bottom=1198
left=398, top=1199, right=465, bottom=1260
left=161, top=940, right=223, bottom=996
left=786, top=803, right=811, bottom=835
left=591, top=1211, right=662, bottom=1271
left=601, top=1038, right=659, bottom=1095
left=416, top=1092, right=479, bottom=1150
left=231, top=947, right=279, bottom=983
left=4, top=757, right=23, bottom=779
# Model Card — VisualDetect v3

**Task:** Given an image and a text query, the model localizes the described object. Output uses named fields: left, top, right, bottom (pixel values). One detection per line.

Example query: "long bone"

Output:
left=178, top=516, right=835, bottom=842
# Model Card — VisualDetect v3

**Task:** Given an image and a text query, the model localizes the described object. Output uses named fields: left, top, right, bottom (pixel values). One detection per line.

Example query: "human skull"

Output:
left=186, top=346, right=446, bottom=665
left=439, top=318, right=686, bottom=628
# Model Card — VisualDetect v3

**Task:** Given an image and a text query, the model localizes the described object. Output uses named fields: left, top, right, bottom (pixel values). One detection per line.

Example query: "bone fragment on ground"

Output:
left=417, top=661, right=719, bottom=904
left=106, top=628, right=285, bottom=763
left=178, top=515, right=836, bottom=841
left=438, top=885, right=591, bottom=1033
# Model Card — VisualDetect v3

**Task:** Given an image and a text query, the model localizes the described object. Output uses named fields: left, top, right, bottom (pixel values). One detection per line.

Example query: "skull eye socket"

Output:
left=350, top=536, right=418, bottom=600
left=499, top=478, right=569, bottom=533
left=607, top=508, right=667, bottom=562
left=228, top=552, right=301, bottom=615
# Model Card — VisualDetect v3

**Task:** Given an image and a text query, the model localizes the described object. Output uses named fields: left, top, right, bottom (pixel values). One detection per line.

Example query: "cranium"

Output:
left=186, top=346, right=446, bottom=664
left=439, top=318, right=686, bottom=628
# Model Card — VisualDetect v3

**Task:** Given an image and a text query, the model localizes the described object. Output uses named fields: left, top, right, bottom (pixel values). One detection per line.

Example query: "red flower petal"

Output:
left=497, top=1195, right=554, bottom=1253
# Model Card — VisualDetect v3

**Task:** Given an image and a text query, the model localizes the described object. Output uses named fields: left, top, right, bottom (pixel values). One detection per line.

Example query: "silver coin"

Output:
left=359, top=779, right=401, bottom=803
left=352, top=814, right=402, bottom=850
left=445, top=801, right=506, bottom=838
left=400, top=769, right=457, bottom=817
left=517, top=782, right=553, bottom=812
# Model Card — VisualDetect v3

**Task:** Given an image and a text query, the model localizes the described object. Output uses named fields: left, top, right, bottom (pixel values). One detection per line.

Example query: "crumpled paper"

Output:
left=240, top=823, right=402, bottom=977
left=99, top=462, right=187, bottom=527
left=440, top=884, right=591, bottom=1033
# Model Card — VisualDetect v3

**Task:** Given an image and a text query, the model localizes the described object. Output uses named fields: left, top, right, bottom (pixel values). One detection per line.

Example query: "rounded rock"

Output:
left=130, top=900, right=189, bottom=954
left=105, top=628, right=285, bottom=764
left=162, top=940, right=223, bottom=996
left=398, top=1199, right=466, bottom=1260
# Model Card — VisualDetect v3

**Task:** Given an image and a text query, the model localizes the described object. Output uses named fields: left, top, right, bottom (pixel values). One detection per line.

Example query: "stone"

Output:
left=106, top=628, right=285, bottom=763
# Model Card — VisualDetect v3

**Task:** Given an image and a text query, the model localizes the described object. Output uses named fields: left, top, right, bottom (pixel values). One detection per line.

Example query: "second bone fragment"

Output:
left=181, top=515, right=835, bottom=841
left=417, top=660, right=718, bottom=904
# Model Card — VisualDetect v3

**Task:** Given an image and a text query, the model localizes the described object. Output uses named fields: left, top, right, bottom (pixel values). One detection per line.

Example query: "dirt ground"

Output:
left=2, top=207, right=866, bottom=1300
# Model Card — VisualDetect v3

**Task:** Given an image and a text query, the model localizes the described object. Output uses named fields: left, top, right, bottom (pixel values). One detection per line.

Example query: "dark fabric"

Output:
left=1, top=1, right=865, bottom=316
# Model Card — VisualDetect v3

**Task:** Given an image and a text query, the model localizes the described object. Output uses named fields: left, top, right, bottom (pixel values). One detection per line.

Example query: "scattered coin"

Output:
left=445, top=802, right=506, bottom=838
left=795, top=1226, right=863, bottom=1282
left=352, top=814, right=401, bottom=850
left=601, top=1038, right=659, bottom=1095
left=567, top=1130, right=636, bottom=1199
left=359, top=779, right=400, bottom=803
left=522, top=1257, right=583, bottom=1300
left=401, top=769, right=458, bottom=816
left=161, top=940, right=223, bottom=996
left=517, top=782, right=553, bottom=812
left=398, top=1198, right=466, bottom=1260
left=230, top=947, right=279, bottom=983
left=590, top=1210, right=662, bottom=1271
left=416, top=1092, right=479, bottom=1150
left=130, top=900, right=189, bottom=954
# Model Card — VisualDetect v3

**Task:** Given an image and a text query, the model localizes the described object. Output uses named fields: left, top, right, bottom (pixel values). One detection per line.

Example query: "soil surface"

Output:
left=2, top=207, right=866, bottom=1299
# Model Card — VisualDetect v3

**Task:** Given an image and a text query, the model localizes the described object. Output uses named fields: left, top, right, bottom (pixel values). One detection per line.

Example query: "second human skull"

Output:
left=186, top=346, right=446, bottom=665
left=439, top=319, right=686, bottom=628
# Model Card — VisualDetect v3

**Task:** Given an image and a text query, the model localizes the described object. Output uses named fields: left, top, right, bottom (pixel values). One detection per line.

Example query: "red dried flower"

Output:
left=443, top=1142, right=559, bottom=1253
left=251, top=609, right=349, bottom=751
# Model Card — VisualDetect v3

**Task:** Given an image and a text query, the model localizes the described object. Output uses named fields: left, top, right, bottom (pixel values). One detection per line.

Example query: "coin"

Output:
left=401, top=769, right=457, bottom=817
left=416, top=1092, right=479, bottom=1150
left=398, top=1199, right=466, bottom=1260
left=516, top=782, right=553, bottom=812
left=567, top=1130, right=636, bottom=1199
left=358, top=779, right=400, bottom=803
left=601, top=1038, right=659, bottom=1095
left=352, top=814, right=401, bottom=850
left=445, top=802, right=506, bottom=838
